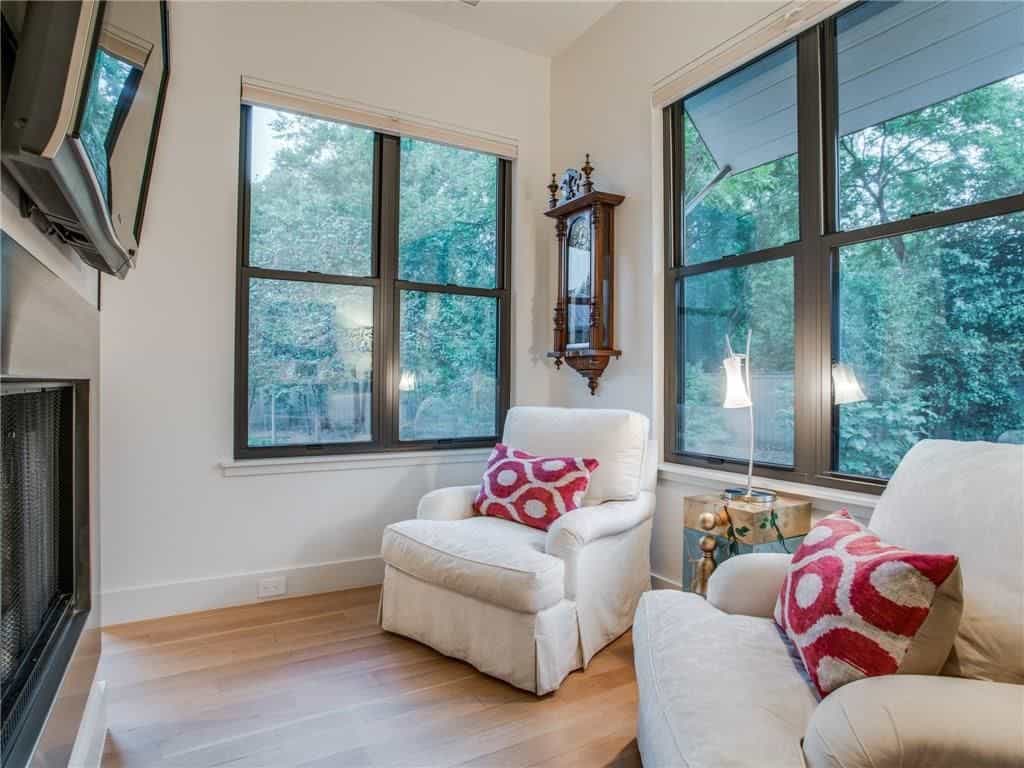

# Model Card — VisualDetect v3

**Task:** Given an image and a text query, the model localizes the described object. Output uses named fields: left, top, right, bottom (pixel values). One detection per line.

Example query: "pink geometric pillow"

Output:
left=774, top=510, right=962, bottom=698
left=473, top=444, right=599, bottom=532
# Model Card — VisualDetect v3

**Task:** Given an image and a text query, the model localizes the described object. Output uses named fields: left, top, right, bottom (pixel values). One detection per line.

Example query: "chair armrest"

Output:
left=416, top=485, right=478, bottom=522
left=803, top=675, right=1024, bottom=768
left=546, top=492, right=654, bottom=603
left=705, top=552, right=791, bottom=618
left=545, top=492, right=655, bottom=555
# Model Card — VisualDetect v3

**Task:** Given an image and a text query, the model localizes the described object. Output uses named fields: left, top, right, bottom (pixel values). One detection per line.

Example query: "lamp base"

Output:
left=721, top=488, right=777, bottom=503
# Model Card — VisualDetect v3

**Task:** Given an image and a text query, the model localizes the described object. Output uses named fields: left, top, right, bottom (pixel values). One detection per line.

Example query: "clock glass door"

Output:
left=566, top=212, right=592, bottom=349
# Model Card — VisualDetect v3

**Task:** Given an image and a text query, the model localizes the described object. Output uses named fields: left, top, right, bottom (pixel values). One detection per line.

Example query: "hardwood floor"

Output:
left=100, top=587, right=642, bottom=768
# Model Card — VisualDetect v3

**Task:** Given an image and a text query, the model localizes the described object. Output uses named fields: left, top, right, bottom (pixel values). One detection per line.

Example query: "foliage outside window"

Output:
left=236, top=105, right=510, bottom=458
left=667, top=0, right=1024, bottom=489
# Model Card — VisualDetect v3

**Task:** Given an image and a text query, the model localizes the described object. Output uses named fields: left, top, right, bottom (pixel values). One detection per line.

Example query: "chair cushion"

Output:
left=381, top=516, right=564, bottom=613
left=634, top=590, right=817, bottom=768
left=474, top=443, right=598, bottom=531
left=502, top=407, right=649, bottom=505
left=774, top=510, right=962, bottom=697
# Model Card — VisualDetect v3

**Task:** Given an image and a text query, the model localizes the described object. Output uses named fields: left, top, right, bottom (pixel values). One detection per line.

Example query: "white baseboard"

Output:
left=651, top=572, right=682, bottom=590
left=101, top=555, right=384, bottom=626
left=69, top=680, right=106, bottom=768
left=102, top=559, right=677, bottom=625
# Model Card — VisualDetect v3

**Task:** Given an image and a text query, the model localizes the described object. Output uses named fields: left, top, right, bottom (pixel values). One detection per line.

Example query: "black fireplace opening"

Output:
left=1, top=381, right=89, bottom=764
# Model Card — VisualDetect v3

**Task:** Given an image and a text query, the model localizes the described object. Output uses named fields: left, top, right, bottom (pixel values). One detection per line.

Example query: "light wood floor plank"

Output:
left=101, top=587, right=641, bottom=768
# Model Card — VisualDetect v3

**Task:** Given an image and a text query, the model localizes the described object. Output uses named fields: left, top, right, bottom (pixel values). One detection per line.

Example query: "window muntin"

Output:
left=683, top=42, right=800, bottom=265
left=835, top=212, right=1024, bottom=479
left=836, top=1, right=1024, bottom=231
left=247, top=279, right=373, bottom=447
left=678, top=258, right=795, bottom=465
left=398, top=291, right=498, bottom=441
left=398, top=138, right=498, bottom=289
left=236, top=105, right=509, bottom=457
left=666, top=0, right=1024, bottom=489
left=248, top=106, right=375, bottom=276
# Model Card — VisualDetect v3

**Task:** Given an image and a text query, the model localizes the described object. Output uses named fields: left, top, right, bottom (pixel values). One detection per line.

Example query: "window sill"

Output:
left=657, top=462, right=880, bottom=511
left=220, top=447, right=492, bottom=478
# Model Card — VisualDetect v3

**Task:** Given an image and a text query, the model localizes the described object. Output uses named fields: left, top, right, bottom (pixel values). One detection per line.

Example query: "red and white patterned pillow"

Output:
left=473, top=444, right=599, bottom=532
left=774, top=510, right=962, bottom=698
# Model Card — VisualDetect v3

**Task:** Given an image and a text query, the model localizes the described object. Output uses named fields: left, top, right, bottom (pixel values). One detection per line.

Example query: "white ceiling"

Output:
left=387, top=1, right=618, bottom=57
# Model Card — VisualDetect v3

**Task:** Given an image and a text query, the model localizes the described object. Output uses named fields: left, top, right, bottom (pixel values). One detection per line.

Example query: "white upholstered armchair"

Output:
left=634, top=440, right=1024, bottom=767
left=379, top=407, right=656, bottom=694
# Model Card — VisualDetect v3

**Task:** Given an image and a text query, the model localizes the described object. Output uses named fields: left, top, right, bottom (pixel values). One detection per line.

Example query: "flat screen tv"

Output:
left=1, top=0, right=169, bottom=278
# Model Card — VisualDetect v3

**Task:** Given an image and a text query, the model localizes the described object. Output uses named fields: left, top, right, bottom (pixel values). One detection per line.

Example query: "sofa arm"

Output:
left=705, top=552, right=791, bottom=618
left=416, top=485, right=478, bottom=522
left=545, top=492, right=655, bottom=554
left=803, top=675, right=1024, bottom=768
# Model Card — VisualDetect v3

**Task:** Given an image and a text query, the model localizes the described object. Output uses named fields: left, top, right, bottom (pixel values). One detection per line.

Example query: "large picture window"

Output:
left=665, top=0, right=1024, bottom=489
left=235, top=104, right=510, bottom=458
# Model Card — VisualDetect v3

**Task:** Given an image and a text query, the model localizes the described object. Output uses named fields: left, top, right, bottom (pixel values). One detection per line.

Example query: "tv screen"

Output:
left=75, top=0, right=168, bottom=251
left=79, top=47, right=141, bottom=206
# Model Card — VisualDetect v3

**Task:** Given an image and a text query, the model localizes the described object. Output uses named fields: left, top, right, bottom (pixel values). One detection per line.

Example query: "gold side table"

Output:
left=683, top=492, right=812, bottom=596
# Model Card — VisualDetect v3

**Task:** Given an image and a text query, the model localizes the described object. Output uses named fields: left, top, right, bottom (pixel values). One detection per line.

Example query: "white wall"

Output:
left=549, top=1, right=877, bottom=588
left=99, top=1, right=556, bottom=624
left=550, top=0, right=788, bottom=415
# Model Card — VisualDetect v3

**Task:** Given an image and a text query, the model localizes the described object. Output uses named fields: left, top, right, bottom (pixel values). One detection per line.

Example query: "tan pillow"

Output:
left=899, top=562, right=963, bottom=674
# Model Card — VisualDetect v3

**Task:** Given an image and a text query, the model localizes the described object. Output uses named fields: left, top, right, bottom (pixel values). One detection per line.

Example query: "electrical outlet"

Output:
left=257, top=576, right=287, bottom=600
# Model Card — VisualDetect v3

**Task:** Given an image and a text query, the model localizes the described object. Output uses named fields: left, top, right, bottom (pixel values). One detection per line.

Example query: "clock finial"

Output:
left=581, top=154, right=594, bottom=194
left=547, top=173, right=559, bottom=209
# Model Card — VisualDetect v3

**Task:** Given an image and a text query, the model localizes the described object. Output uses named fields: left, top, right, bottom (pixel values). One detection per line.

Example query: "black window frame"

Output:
left=234, top=103, right=512, bottom=460
left=664, top=11, right=1024, bottom=494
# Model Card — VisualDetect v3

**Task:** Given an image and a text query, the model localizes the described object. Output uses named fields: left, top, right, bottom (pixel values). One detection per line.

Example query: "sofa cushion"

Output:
left=775, top=510, right=962, bottom=697
left=634, top=590, right=817, bottom=768
left=381, top=516, right=564, bottom=613
left=502, top=407, right=649, bottom=505
left=868, top=439, right=1024, bottom=684
left=474, top=443, right=598, bottom=531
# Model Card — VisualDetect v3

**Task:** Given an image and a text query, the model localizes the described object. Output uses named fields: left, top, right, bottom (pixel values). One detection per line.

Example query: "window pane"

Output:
left=247, top=279, right=373, bottom=446
left=248, top=106, right=374, bottom=276
left=678, top=258, right=795, bottom=464
left=399, top=291, right=497, bottom=440
left=399, top=138, right=498, bottom=289
left=835, top=213, right=1024, bottom=479
left=837, top=1, right=1024, bottom=231
left=683, top=43, right=799, bottom=265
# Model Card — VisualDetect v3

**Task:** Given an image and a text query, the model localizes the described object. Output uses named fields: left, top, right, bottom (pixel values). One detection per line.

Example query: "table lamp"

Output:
left=721, top=330, right=776, bottom=504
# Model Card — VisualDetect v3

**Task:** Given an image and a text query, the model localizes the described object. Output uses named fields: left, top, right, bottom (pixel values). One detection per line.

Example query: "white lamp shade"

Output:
left=832, top=362, right=866, bottom=405
left=399, top=371, right=417, bottom=392
left=722, top=356, right=752, bottom=408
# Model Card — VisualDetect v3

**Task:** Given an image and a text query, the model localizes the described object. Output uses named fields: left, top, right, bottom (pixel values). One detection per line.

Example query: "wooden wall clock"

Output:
left=544, top=157, right=624, bottom=394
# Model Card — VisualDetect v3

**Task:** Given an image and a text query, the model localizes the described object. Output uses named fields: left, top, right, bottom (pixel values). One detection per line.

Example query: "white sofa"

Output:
left=634, top=439, right=1024, bottom=767
left=379, top=406, right=657, bottom=694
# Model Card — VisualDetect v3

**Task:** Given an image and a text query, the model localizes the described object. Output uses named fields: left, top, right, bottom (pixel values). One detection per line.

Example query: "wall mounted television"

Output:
left=1, top=0, right=169, bottom=278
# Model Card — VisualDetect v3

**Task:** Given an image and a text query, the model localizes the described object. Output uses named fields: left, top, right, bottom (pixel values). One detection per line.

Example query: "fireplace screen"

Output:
left=1, top=385, right=74, bottom=753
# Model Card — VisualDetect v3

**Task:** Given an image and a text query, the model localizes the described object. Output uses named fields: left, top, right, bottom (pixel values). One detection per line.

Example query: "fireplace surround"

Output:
left=1, top=231, right=101, bottom=768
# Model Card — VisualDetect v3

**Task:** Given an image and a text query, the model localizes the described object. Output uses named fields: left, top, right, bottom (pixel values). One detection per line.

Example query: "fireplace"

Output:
left=1, top=231, right=100, bottom=768
left=2, top=382, right=88, bottom=761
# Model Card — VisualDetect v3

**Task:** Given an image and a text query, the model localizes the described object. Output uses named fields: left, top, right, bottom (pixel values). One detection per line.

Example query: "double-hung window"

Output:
left=235, top=102, right=511, bottom=458
left=665, top=0, right=1024, bottom=490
